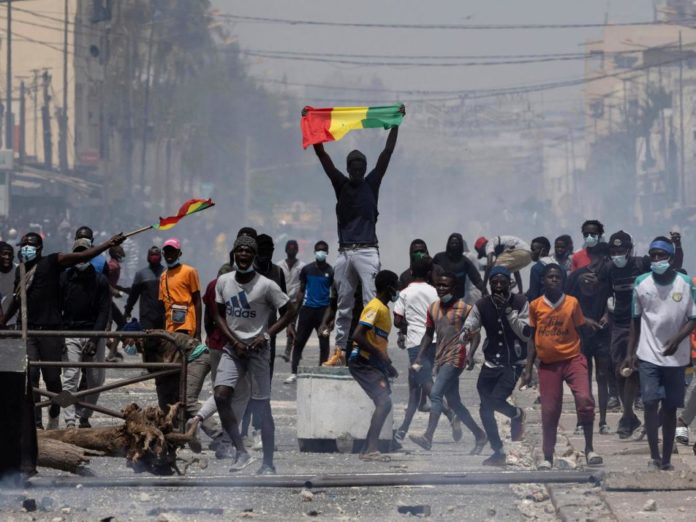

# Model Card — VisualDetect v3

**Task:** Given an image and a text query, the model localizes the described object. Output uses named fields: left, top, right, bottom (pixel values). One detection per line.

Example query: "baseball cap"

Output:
left=609, top=230, right=632, bottom=249
left=474, top=236, right=488, bottom=250
left=72, top=238, right=92, bottom=252
left=162, top=238, right=181, bottom=250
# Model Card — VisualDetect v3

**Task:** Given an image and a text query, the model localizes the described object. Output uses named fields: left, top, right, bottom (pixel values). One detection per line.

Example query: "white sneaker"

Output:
left=47, top=415, right=59, bottom=430
left=676, top=426, right=690, bottom=445
left=284, top=374, right=297, bottom=385
left=537, top=459, right=552, bottom=470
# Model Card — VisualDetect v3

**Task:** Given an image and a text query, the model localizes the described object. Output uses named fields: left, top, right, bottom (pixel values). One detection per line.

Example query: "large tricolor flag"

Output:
left=301, top=104, right=404, bottom=149
left=154, top=198, right=215, bottom=230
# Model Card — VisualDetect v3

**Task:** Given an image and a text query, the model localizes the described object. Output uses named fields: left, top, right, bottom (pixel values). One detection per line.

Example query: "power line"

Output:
left=220, top=13, right=687, bottom=30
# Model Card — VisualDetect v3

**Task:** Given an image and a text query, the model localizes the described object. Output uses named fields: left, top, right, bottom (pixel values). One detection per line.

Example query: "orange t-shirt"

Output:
left=529, top=294, right=585, bottom=364
left=159, top=264, right=200, bottom=334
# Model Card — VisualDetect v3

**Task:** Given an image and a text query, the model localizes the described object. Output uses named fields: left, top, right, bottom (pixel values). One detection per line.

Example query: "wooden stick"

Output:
left=123, top=225, right=154, bottom=238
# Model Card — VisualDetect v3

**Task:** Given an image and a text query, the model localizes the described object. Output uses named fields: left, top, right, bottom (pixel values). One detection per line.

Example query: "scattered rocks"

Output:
left=51, top=517, right=64, bottom=522
left=307, top=510, right=320, bottom=517
left=555, top=456, right=577, bottom=470
left=300, top=488, right=314, bottom=502
left=642, top=499, right=657, bottom=512
left=139, top=492, right=152, bottom=502
left=487, top=507, right=496, bottom=517
left=61, top=507, right=72, bottom=514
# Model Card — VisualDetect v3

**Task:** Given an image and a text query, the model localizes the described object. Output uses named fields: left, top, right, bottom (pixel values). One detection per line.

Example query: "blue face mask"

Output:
left=390, top=290, right=400, bottom=303
left=237, top=264, right=255, bottom=274
left=315, top=251, right=328, bottom=263
left=441, top=293, right=454, bottom=304
left=650, top=260, right=671, bottom=275
left=20, top=245, right=38, bottom=262
left=124, top=343, right=138, bottom=356
left=583, top=234, right=599, bottom=248
left=166, top=259, right=181, bottom=269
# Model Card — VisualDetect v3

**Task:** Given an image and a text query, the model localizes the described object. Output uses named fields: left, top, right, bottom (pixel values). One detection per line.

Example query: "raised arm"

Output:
left=373, top=126, right=399, bottom=178
left=313, top=143, right=346, bottom=188
left=57, top=233, right=126, bottom=267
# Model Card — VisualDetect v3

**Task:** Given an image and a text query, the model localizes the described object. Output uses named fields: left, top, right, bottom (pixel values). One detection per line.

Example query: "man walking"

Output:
left=0, top=241, right=16, bottom=326
left=312, top=117, right=401, bottom=358
left=279, top=240, right=305, bottom=362
left=624, top=237, right=696, bottom=470
left=212, top=235, right=296, bottom=475
left=462, top=266, right=530, bottom=465
left=60, top=238, right=112, bottom=429
left=285, top=241, right=334, bottom=384
left=433, top=233, right=485, bottom=301
left=159, top=238, right=201, bottom=339
left=124, top=246, right=166, bottom=331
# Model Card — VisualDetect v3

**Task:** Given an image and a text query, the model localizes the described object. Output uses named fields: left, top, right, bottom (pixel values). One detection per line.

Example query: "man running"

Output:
left=566, top=242, right=612, bottom=435
left=520, top=264, right=603, bottom=469
left=410, top=273, right=487, bottom=454
left=312, top=116, right=401, bottom=360
left=212, top=236, right=296, bottom=475
left=606, top=230, right=683, bottom=439
left=527, top=236, right=554, bottom=301
left=624, top=237, right=696, bottom=471
left=393, top=257, right=461, bottom=443
left=462, top=266, right=529, bottom=465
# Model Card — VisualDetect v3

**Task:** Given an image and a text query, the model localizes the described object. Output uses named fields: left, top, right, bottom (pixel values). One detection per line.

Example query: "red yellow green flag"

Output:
left=301, top=104, right=404, bottom=149
left=154, top=198, right=215, bottom=230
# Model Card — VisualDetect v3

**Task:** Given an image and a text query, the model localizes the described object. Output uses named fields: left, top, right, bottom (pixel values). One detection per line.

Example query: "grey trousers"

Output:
left=334, top=247, right=380, bottom=350
left=62, top=338, right=106, bottom=424
left=680, top=373, right=696, bottom=427
left=198, top=348, right=251, bottom=424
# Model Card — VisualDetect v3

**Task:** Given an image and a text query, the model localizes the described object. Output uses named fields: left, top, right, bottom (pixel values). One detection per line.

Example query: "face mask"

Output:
left=390, top=290, right=400, bottom=303
left=166, top=259, right=181, bottom=269
left=237, top=264, right=255, bottom=274
left=650, top=260, right=671, bottom=275
left=148, top=255, right=162, bottom=265
left=583, top=235, right=599, bottom=248
left=20, top=245, right=38, bottom=262
left=441, top=293, right=454, bottom=304
left=611, top=255, right=628, bottom=268
left=124, top=343, right=138, bottom=356
left=75, top=262, right=90, bottom=271
left=315, top=251, right=328, bottom=262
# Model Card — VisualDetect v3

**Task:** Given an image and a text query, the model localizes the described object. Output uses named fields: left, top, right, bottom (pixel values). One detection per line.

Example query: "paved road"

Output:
left=1, top=340, right=551, bottom=521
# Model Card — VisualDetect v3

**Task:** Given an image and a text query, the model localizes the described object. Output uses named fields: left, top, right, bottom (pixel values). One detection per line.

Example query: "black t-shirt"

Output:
left=332, top=174, right=382, bottom=245
left=431, top=252, right=482, bottom=299
left=607, top=256, right=650, bottom=326
left=15, top=253, right=63, bottom=327
left=566, top=266, right=610, bottom=339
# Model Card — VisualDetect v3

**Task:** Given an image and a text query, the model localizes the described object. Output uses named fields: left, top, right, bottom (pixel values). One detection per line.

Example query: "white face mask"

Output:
left=441, top=293, right=454, bottom=303
left=75, top=262, right=91, bottom=272
left=315, top=250, right=328, bottom=263
left=583, top=234, right=600, bottom=248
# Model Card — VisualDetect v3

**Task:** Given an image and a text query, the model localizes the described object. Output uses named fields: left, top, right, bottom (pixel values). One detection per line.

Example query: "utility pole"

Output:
left=58, top=0, right=69, bottom=172
left=18, top=79, right=25, bottom=164
left=31, top=69, right=39, bottom=158
left=679, top=31, right=686, bottom=206
left=41, top=71, right=52, bottom=168
left=139, top=15, right=156, bottom=192
left=5, top=0, right=12, bottom=150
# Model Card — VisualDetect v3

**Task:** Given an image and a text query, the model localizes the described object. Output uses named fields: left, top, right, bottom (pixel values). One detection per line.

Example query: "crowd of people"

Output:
left=1, top=122, right=695, bottom=478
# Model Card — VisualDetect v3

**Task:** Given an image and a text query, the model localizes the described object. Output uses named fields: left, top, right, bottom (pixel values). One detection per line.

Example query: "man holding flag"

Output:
left=307, top=104, right=404, bottom=363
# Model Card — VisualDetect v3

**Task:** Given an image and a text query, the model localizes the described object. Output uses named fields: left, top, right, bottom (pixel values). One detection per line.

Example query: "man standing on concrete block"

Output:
left=349, top=270, right=400, bottom=461
left=312, top=115, right=401, bottom=362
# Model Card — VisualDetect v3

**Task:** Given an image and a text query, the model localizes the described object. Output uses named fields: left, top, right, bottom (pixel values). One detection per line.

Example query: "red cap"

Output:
left=474, top=236, right=488, bottom=250
left=162, top=238, right=181, bottom=250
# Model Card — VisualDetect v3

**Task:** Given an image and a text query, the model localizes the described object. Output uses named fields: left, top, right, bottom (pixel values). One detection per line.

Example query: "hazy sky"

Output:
left=213, top=0, right=655, bottom=106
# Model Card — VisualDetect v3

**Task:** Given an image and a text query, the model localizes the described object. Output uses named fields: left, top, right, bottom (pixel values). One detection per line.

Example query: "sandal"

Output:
left=586, top=451, right=603, bottom=466
left=359, top=451, right=391, bottom=462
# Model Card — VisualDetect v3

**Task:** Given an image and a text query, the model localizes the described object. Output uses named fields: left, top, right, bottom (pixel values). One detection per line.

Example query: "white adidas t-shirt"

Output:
left=394, top=281, right=439, bottom=348
left=632, top=271, right=696, bottom=367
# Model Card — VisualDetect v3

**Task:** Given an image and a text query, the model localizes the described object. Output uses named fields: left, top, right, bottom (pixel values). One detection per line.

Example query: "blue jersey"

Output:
left=300, top=262, right=334, bottom=308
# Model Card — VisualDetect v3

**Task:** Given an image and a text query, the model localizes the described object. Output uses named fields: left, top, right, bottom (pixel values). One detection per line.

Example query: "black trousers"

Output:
left=291, top=306, right=329, bottom=374
left=477, top=365, right=522, bottom=452
left=0, top=371, right=37, bottom=481
left=27, top=335, right=64, bottom=422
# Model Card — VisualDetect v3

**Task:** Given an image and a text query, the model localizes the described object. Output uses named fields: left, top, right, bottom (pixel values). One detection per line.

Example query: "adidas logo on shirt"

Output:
left=226, top=291, right=257, bottom=318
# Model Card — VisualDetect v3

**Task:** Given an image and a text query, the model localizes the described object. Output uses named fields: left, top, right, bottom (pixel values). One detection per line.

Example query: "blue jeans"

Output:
left=424, top=364, right=483, bottom=440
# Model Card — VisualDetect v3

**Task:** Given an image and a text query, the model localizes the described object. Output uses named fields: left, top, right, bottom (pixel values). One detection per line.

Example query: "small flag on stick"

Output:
left=154, top=198, right=215, bottom=231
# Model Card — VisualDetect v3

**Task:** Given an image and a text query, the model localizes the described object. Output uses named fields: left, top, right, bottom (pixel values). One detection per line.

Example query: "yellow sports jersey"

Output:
left=358, top=298, right=392, bottom=360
